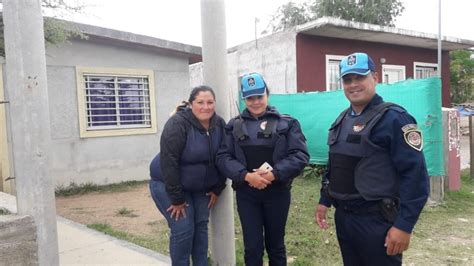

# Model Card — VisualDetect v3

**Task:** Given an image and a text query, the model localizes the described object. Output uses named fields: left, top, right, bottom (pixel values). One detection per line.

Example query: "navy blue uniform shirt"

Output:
left=320, top=94, right=429, bottom=233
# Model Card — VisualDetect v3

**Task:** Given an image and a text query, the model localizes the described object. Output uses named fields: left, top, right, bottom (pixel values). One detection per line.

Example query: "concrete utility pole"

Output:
left=437, top=0, right=442, bottom=76
left=200, top=0, right=236, bottom=264
left=3, top=0, right=59, bottom=265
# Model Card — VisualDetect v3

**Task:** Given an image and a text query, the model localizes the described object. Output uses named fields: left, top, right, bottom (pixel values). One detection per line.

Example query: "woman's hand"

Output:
left=245, top=171, right=271, bottom=190
left=206, top=192, right=219, bottom=209
left=258, top=169, right=275, bottom=182
left=166, top=202, right=188, bottom=221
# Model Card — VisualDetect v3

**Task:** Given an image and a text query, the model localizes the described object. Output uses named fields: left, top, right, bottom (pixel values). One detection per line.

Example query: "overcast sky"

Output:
left=66, top=0, right=473, bottom=47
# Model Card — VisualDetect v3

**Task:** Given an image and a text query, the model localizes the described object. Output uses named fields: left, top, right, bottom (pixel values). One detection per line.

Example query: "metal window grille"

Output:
left=328, top=60, right=341, bottom=91
left=83, top=75, right=151, bottom=130
left=416, top=66, right=437, bottom=79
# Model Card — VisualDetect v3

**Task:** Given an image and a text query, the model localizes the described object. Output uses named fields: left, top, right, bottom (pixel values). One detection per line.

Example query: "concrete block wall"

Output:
left=190, top=31, right=298, bottom=118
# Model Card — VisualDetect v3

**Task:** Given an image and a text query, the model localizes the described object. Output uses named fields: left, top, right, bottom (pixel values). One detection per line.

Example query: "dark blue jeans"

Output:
left=149, top=180, right=210, bottom=266
left=236, top=184, right=291, bottom=266
left=335, top=208, right=402, bottom=266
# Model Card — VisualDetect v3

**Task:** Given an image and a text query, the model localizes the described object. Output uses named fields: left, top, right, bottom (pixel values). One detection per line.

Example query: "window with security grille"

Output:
left=76, top=67, right=157, bottom=138
left=414, top=62, right=438, bottom=79
left=84, top=75, right=151, bottom=129
left=325, top=55, right=345, bottom=91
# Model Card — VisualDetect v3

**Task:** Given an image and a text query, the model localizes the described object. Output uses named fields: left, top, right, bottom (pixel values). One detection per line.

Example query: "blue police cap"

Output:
left=340, top=52, right=376, bottom=78
left=241, top=73, right=266, bottom=99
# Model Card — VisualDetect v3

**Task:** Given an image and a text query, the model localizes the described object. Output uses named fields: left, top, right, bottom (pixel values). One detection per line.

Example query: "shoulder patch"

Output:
left=403, top=128, right=423, bottom=151
left=401, top=124, right=418, bottom=132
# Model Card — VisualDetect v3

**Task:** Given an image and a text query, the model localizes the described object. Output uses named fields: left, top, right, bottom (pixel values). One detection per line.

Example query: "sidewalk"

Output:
left=0, top=192, right=171, bottom=265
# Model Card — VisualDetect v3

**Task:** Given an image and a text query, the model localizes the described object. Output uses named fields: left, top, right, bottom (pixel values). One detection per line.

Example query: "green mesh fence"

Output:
left=240, top=77, right=444, bottom=176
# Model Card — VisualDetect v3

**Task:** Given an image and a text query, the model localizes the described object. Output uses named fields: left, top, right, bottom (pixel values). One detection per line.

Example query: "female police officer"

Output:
left=217, top=73, right=309, bottom=265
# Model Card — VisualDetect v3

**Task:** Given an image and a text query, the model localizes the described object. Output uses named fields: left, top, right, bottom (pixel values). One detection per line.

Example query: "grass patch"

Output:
left=85, top=167, right=474, bottom=264
left=55, top=180, right=148, bottom=197
left=405, top=169, right=474, bottom=265
left=0, top=207, right=12, bottom=215
left=116, top=207, right=138, bottom=218
left=88, top=223, right=169, bottom=253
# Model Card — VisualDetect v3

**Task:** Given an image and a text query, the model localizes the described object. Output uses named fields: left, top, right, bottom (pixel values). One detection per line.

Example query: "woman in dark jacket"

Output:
left=217, top=73, right=309, bottom=265
left=149, top=86, right=226, bottom=266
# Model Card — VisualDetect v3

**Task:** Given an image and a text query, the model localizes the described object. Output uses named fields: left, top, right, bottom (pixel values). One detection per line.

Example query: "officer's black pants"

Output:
left=335, top=208, right=402, bottom=266
left=236, top=184, right=291, bottom=266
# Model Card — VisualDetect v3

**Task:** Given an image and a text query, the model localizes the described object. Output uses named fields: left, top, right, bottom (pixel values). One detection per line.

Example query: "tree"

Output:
left=267, top=0, right=405, bottom=33
left=450, top=50, right=474, bottom=104
left=0, top=0, right=87, bottom=57
left=266, top=1, right=313, bottom=33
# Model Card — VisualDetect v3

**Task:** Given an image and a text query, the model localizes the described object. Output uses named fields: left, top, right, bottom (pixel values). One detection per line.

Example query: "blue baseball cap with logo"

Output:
left=339, top=52, right=376, bottom=78
left=241, top=73, right=266, bottom=98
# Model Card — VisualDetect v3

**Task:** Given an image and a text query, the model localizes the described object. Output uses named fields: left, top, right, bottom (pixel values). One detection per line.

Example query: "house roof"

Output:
left=73, top=22, right=203, bottom=64
left=297, top=17, right=474, bottom=51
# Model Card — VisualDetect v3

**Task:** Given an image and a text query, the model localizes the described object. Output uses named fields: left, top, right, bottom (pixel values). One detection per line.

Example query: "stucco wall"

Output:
left=190, top=30, right=298, bottom=111
left=39, top=38, right=192, bottom=186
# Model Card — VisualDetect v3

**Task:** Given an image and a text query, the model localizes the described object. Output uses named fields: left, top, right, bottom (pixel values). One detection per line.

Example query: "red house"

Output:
left=191, top=17, right=474, bottom=107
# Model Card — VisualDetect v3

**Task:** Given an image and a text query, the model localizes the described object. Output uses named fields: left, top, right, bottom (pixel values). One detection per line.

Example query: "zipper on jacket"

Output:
left=206, top=130, right=214, bottom=166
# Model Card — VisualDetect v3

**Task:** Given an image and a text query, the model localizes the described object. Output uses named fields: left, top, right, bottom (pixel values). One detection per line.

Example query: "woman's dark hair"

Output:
left=188, top=85, right=216, bottom=103
left=172, top=85, right=216, bottom=114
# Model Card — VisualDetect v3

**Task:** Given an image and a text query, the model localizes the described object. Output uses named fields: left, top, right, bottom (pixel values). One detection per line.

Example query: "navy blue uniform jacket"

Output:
left=320, top=94, right=429, bottom=233
left=216, top=106, right=309, bottom=185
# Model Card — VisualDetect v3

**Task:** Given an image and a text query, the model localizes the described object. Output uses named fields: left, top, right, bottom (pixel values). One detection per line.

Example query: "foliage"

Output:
left=450, top=50, right=474, bottom=104
left=0, top=0, right=87, bottom=57
left=0, top=207, right=11, bottom=215
left=302, top=164, right=327, bottom=179
left=267, top=0, right=405, bottom=33
left=55, top=180, right=148, bottom=197
left=265, top=1, right=313, bottom=33
left=116, top=207, right=139, bottom=218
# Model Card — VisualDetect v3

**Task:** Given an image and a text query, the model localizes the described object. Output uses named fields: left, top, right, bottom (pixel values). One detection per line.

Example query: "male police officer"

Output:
left=315, top=52, right=429, bottom=265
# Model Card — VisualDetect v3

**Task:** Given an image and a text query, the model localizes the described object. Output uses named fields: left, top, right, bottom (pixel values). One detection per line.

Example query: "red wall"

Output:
left=296, top=34, right=451, bottom=106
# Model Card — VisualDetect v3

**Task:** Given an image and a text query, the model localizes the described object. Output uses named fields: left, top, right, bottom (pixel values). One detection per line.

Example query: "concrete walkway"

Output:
left=0, top=192, right=171, bottom=265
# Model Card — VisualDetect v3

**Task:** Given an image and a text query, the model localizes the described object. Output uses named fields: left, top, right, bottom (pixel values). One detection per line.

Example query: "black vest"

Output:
left=232, top=117, right=278, bottom=171
left=327, top=102, right=401, bottom=201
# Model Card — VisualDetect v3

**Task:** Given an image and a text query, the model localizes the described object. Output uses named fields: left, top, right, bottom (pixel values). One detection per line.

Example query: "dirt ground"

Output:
left=56, top=185, right=164, bottom=236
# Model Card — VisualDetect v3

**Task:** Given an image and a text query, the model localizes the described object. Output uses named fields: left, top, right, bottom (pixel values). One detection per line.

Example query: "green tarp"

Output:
left=241, top=77, right=444, bottom=176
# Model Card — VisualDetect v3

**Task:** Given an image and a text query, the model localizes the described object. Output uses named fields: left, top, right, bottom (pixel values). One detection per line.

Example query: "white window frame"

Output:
left=381, top=64, right=406, bottom=84
left=325, top=54, right=346, bottom=91
left=413, top=62, right=438, bottom=79
left=76, top=67, right=157, bottom=138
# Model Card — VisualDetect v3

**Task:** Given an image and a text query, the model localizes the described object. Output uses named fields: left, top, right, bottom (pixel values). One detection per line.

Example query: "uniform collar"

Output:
left=350, top=94, right=384, bottom=116
left=241, top=105, right=281, bottom=120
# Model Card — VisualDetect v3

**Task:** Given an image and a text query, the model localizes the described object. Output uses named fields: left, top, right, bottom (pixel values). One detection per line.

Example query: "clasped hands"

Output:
left=244, top=169, right=275, bottom=190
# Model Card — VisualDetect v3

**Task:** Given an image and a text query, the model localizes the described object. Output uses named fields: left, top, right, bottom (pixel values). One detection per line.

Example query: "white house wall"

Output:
left=40, top=39, right=192, bottom=187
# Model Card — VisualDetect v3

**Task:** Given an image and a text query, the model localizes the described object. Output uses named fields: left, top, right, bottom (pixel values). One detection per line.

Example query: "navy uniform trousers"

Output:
left=334, top=202, right=402, bottom=266
left=236, top=183, right=291, bottom=266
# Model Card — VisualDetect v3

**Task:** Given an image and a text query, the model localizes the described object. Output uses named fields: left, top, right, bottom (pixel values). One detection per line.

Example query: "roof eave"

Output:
left=296, top=17, right=474, bottom=51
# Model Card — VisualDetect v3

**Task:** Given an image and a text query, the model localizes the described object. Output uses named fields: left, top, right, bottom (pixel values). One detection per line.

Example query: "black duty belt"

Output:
left=339, top=203, right=382, bottom=214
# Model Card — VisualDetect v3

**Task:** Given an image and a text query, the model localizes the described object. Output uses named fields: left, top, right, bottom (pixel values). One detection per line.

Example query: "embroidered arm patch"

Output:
left=402, top=124, right=423, bottom=151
